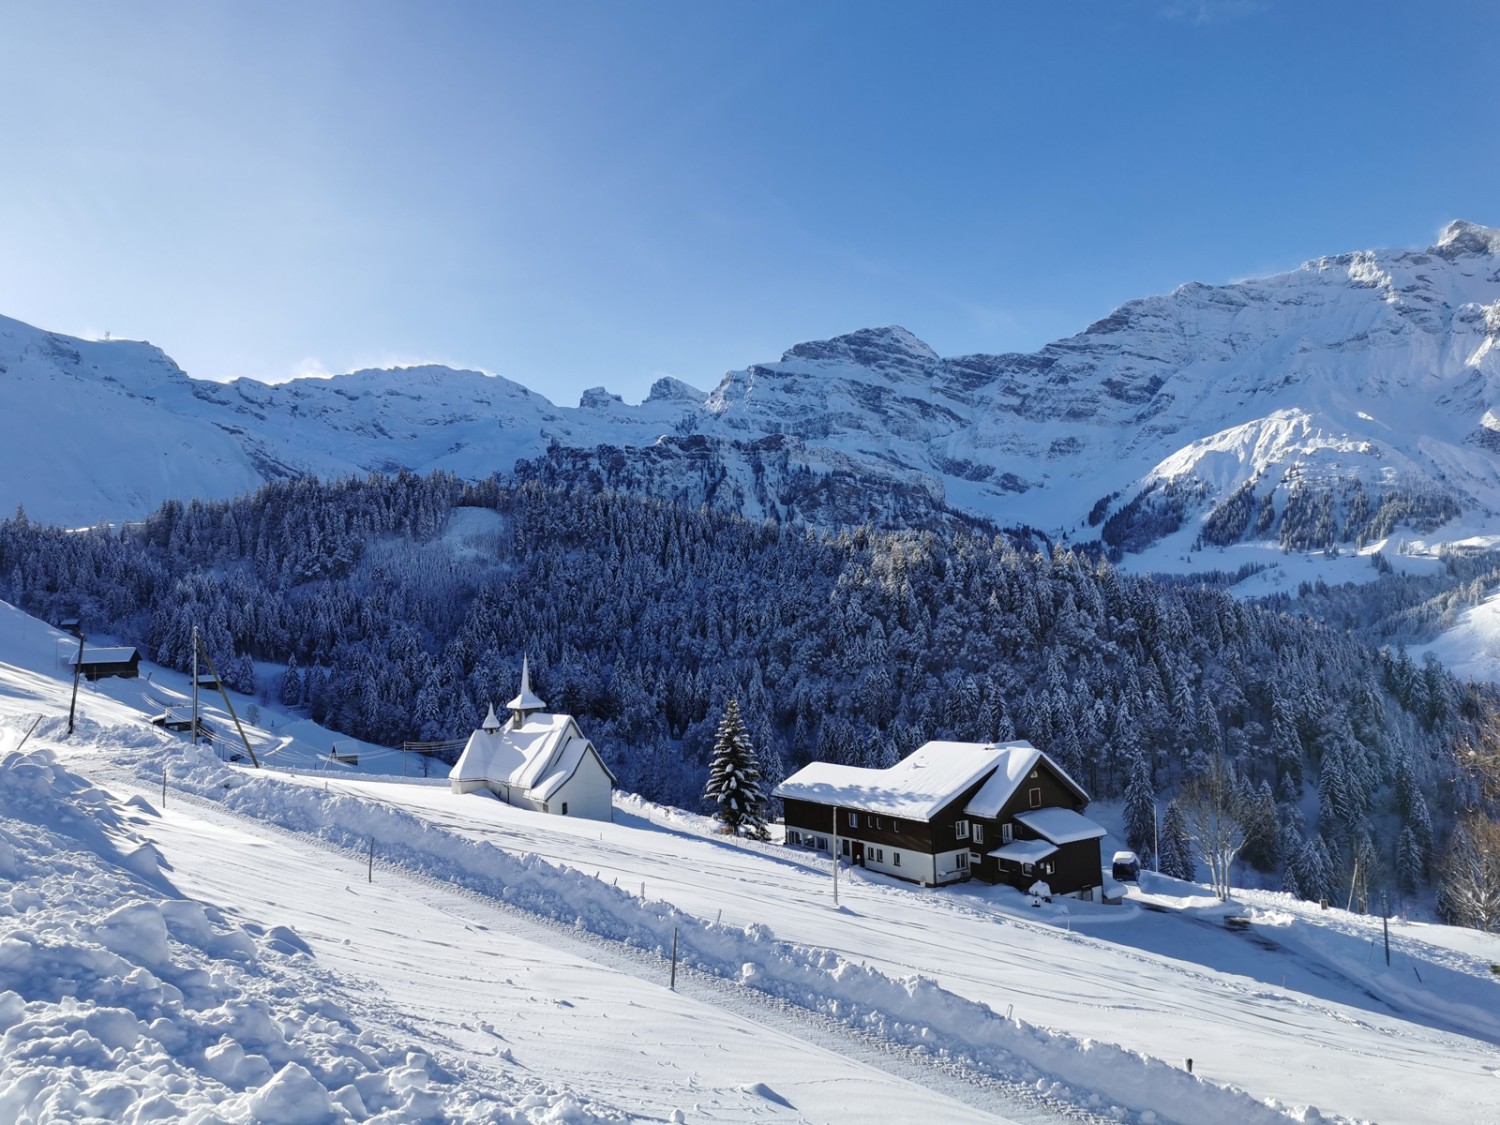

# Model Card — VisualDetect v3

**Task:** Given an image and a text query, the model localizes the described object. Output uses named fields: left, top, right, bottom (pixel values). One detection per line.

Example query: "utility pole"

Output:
left=832, top=818, right=840, bottom=906
left=67, top=629, right=85, bottom=734
left=1153, top=801, right=1160, bottom=873
left=191, top=624, right=200, bottom=749
left=1382, top=893, right=1391, bottom=967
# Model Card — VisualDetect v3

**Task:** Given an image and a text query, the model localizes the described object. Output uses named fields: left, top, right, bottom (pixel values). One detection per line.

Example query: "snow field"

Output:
left=126, top=747, right=1317, bottom=1125
left=0, top=747, right=627, bottom=1123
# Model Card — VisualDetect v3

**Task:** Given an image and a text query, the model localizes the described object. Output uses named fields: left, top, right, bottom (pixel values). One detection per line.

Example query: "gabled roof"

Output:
left=989, top=838, right=1058, bottom=864
left=772, top=740, right=1009, bottom=822
left=450, top=710, right=617, bottom=797
left=963, top=742, right=1090, bottom=819
left=68, top=646, right=139, bottom=665
left=1015, top=807, right=1107, bottom=844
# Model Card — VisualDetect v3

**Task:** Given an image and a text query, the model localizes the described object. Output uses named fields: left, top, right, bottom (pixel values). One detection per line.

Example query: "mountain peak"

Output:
left=1432, top=219, right=1500, bottom=259
left=781, top=326, right=939, bottom=372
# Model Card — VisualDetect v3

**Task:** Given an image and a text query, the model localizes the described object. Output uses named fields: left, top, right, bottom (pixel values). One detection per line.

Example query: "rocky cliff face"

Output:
left=5, top=222, right=1500, bottom=555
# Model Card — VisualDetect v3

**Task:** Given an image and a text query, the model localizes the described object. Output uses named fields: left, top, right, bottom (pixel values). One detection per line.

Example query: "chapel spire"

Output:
left=507, top=654, right=546, bottom=724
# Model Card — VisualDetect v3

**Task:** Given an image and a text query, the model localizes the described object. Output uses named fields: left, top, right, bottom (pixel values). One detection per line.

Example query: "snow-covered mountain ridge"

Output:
left=7, top=220, right=1500, bottom=559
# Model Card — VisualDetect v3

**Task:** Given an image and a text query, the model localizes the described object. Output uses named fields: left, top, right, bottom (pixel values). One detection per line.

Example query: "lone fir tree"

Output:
left=704, top=699, right=768, bottom=839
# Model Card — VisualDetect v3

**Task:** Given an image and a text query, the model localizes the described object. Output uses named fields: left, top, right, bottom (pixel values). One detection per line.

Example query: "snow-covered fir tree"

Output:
left=703, top=699, right=768, bottom=839
left=1157, top=799, right=1195, bottom=881
left=1122, top=753, right=1157, bottom=863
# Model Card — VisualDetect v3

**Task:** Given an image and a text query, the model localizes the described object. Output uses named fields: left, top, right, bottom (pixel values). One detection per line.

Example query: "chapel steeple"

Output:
left=507, top=654, right=546, bottom=725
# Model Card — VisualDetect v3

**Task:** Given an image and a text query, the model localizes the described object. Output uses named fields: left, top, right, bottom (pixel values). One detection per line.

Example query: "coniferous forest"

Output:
left=0, top=470, right=1489, bottom=914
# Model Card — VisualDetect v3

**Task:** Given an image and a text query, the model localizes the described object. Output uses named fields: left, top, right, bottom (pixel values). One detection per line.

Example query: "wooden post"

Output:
left=832, top=820, right=840, bottom=906
left=1383, top=893, right=1391, bottom=967
left=368, top=835, right=374, bottom=883
left=191, top=625, right=199, bottom=749
left=670, top=927, right=678, bottom=990
left=67, top=630, right=85, bottom=734
left=15, top=714, right=41, bottom=753
left=196, top=635, right=260, bottom=768
left=162, top=766, right=167, bottom=808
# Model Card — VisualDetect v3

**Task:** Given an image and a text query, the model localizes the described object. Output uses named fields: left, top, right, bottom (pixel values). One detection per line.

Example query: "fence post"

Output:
left=670, top=927, right=678, bottom=991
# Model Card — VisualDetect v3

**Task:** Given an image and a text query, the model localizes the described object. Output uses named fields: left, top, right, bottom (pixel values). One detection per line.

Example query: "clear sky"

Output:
left=2, top=1, right=1497, bottom=405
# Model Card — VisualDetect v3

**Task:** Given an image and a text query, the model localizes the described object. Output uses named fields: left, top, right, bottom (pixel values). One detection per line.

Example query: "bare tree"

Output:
left=1178, top=757, right=1245, bottom=900
left=1439, top=815, right=1500, bottom=933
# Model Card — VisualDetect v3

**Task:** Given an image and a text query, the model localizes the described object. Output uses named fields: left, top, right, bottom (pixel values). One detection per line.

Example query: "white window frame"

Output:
left=972, top=823, right=985, bottom=845
left=848, top=812, right=859, bottom=828
left=1001, top=822, right=1014, bottom=844
left=1028, top=787, right=1042, bottom=808
left=955, top=852, right=969, bottom=869
left=893, top=851, right=901, bottom=867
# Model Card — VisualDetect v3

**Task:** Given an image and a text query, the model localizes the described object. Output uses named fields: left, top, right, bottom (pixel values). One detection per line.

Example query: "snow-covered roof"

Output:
left=989, top=838, right=1058, bottom=864
left=772, top=741, right=1009, bottom=821
left=68, top=646, right=139, bottom=665
left=1015, top=807, right=1107, bottom=844
left=962, top=742, right=1090, bottom=819
left=450, top=710, right=616, bottom=798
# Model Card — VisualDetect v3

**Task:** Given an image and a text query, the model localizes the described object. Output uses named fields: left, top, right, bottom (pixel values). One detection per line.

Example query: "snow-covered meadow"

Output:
left=3, top=599, right=1500, bottom=1123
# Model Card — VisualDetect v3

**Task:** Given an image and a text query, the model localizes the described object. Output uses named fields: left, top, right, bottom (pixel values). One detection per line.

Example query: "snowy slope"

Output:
left=3, top=598, right=1499, bottom=1124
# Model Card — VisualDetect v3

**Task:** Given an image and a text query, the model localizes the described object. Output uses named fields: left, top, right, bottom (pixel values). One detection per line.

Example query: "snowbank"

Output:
left=159, top=750, right=1319, bottom=1125
left=0, top=748, right=624, bottom=1124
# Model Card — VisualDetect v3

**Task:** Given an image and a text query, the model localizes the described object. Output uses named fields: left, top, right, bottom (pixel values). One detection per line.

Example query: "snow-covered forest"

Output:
left=0, top=471, right=1483, bottom=911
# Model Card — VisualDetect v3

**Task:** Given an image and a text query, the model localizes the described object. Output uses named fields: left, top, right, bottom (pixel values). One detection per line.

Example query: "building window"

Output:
left=1002, top=822, right=1013, bottom=844
left=955, top=852, right=969, bottom=869
left=848, top=812, right=858, bottom=828
left=1043, top=861, right=1055, bottom=874
left=1030, top=769, right=1039, bottom=779
left=561, top=802, right=568, bottom=815
left=788, top=830, right=801, bottom=846
left=871, top=848, right=884, bottom=863
left=969, top=852, right=982, bottom=864
left=972, top=823, right=985, bottom=845
left=1029, top=787, right=1042, bottom=808
left=873, top=816, right=883, bottom=830
left=842, top=839, right=851, bottom=857
left=1022, top=862, right=1034, bottom=876
left=893, top=852, right=901, bottom=867
left=955, top=820, right=970, bottom=840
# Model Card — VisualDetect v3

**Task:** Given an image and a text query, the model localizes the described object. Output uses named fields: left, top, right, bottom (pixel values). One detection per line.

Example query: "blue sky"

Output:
left=1, top=1, right=1496, bottom=404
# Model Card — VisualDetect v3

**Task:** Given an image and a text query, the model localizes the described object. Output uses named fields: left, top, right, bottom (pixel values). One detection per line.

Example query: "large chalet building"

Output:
left=774, top=740, right=1107, bottom=900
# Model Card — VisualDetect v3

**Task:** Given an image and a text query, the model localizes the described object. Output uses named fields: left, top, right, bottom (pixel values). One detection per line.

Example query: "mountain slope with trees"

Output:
left=0, top=472, right=1483, bottom=916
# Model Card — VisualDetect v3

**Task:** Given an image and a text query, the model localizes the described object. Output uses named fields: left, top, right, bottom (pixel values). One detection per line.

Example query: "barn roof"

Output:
left=68, top=646, right=140, bottom=665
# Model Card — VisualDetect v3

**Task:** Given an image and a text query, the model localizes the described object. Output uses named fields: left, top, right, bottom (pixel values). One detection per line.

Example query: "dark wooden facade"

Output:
left=967, top=759, right=1102, bottom=897
left=73, top=648, right=142, bottom=681
left=782, top=784, right=986, bottom=887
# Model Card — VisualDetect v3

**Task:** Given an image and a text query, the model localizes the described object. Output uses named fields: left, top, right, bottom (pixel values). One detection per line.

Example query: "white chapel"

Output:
left=448, top=657, right=617, bottom=821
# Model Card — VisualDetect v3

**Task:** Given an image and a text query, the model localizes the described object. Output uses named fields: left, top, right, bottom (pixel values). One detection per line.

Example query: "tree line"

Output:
left=0, top=471, right=1490, bottom=919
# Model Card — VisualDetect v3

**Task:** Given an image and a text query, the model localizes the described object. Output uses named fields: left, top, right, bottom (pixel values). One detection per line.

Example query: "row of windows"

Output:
left=787, top=830, right=830, bottom=850
left=845, top=811, right=901, bottom=831
left=956, top=820, right=1018, bottom=844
